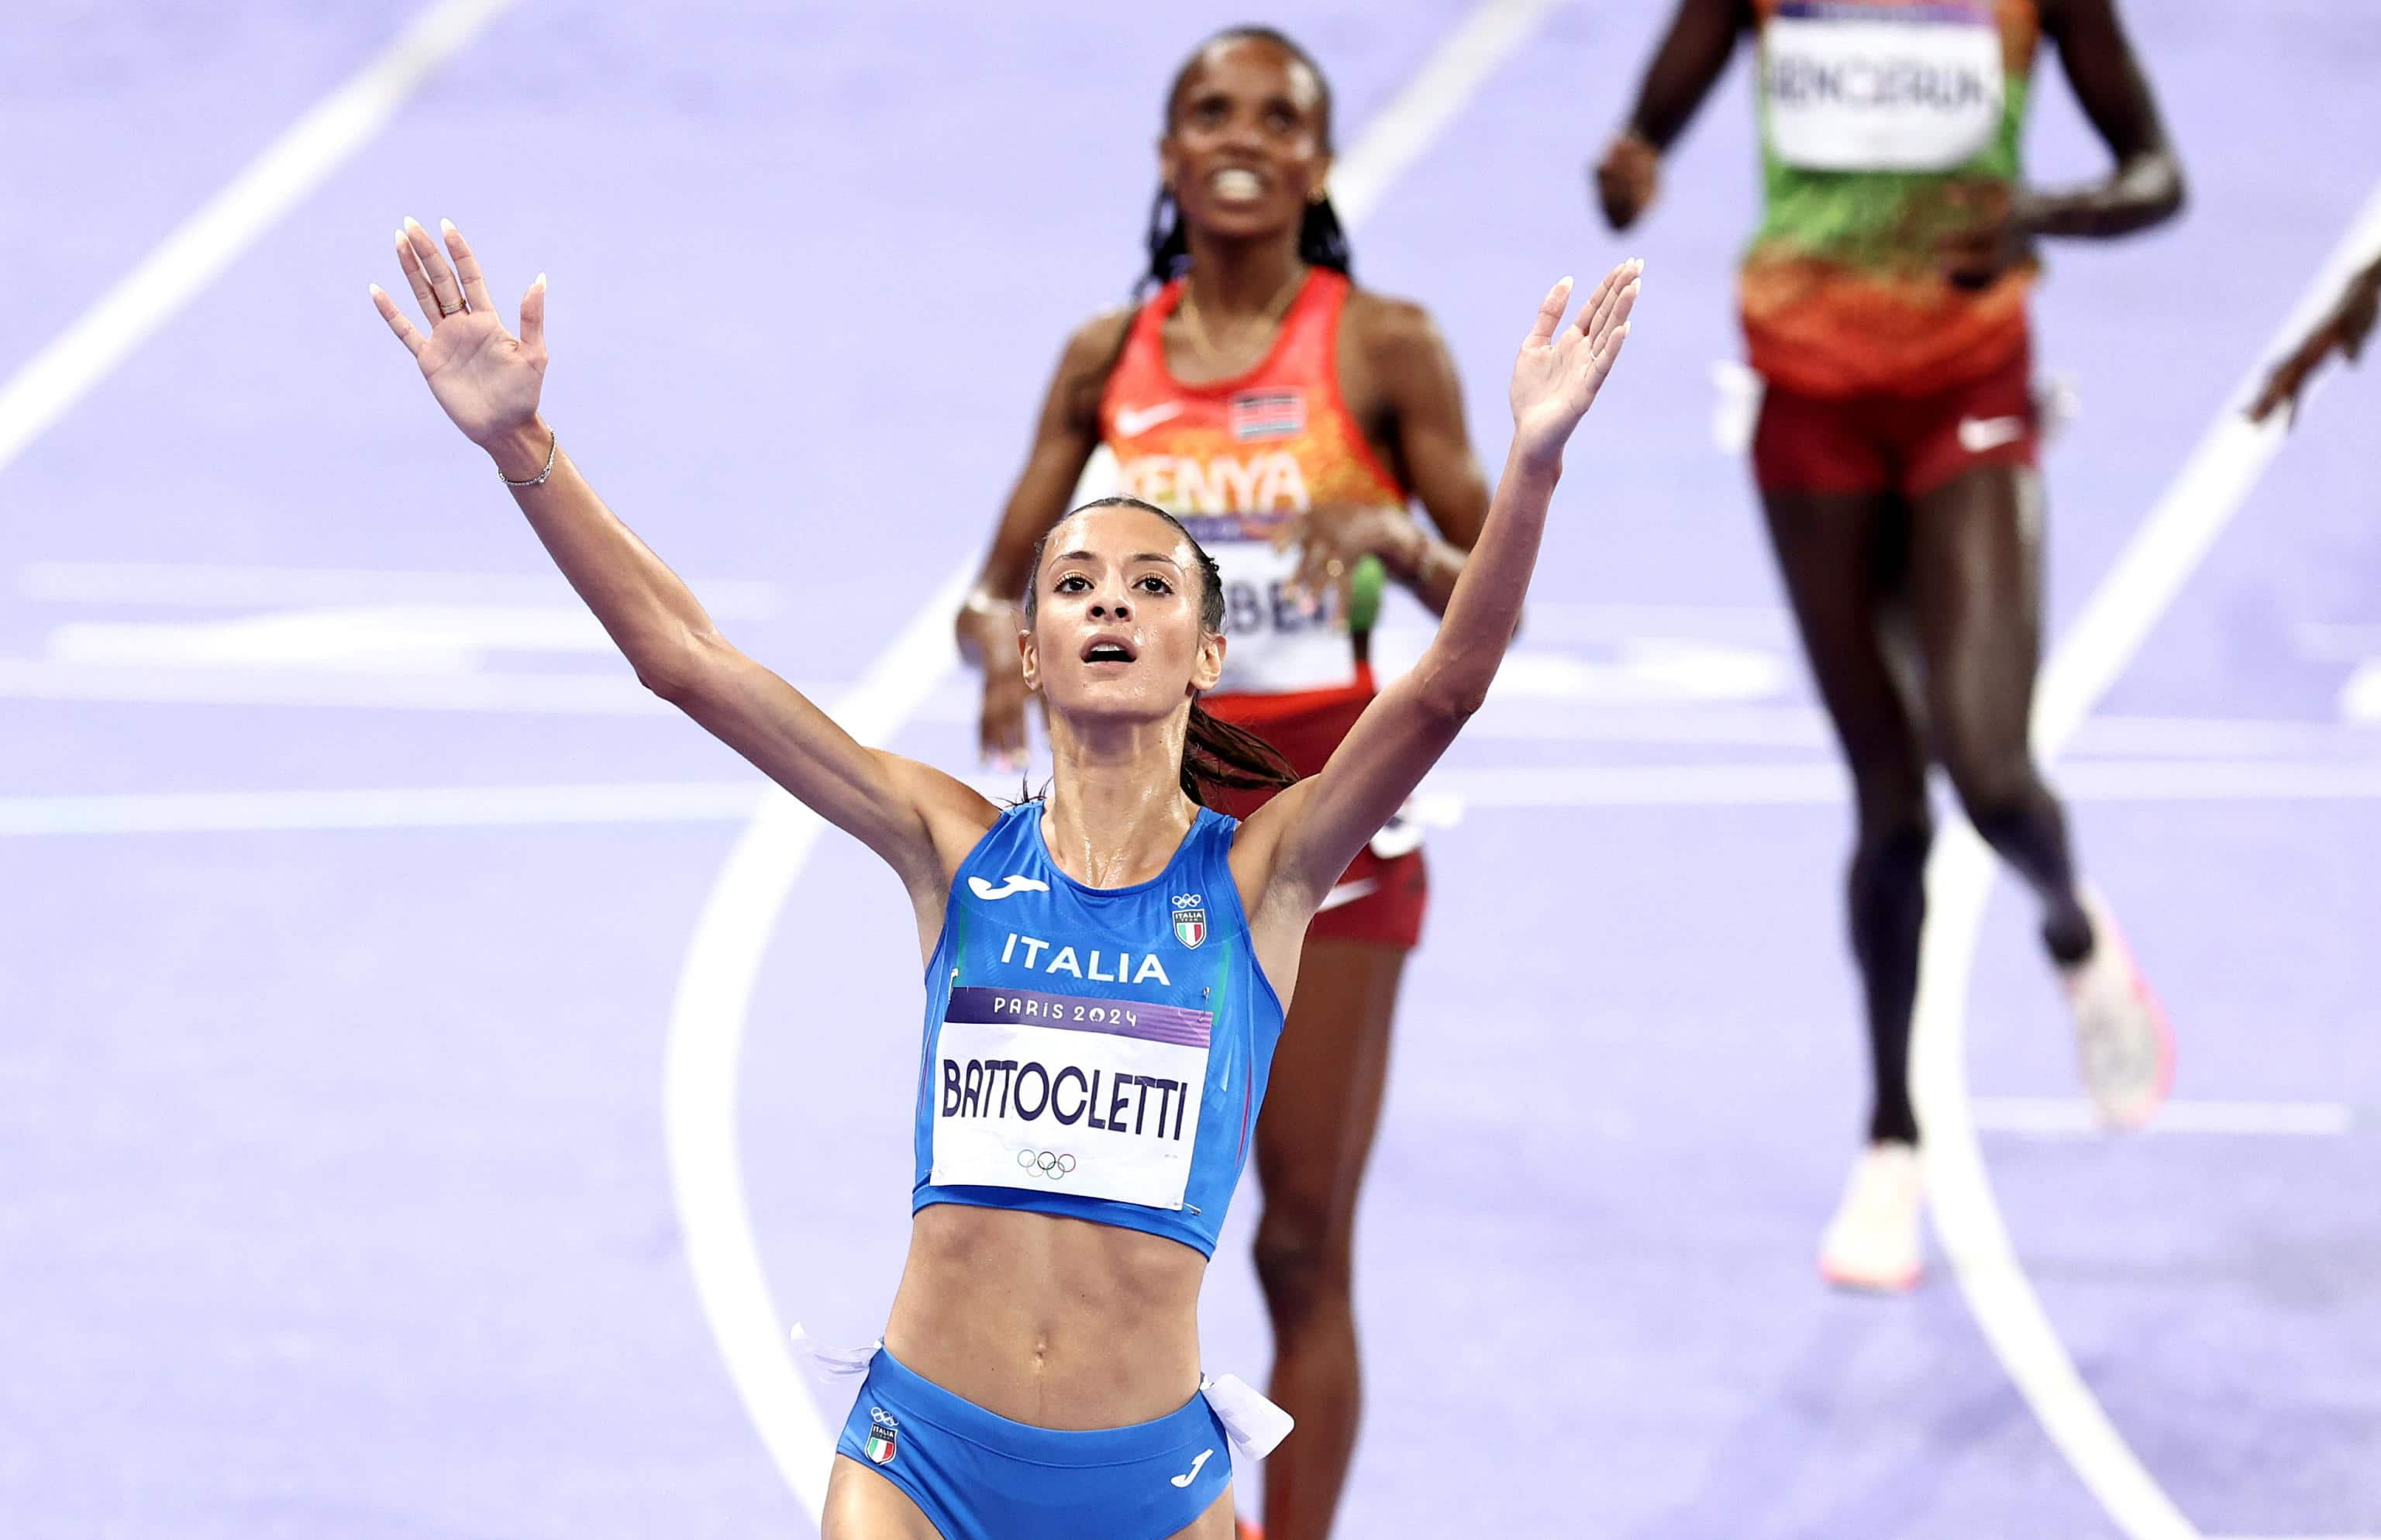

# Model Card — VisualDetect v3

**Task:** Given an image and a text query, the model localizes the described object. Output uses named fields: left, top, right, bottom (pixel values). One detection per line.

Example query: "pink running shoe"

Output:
left=2060, top=884, right=2175, bottom=1131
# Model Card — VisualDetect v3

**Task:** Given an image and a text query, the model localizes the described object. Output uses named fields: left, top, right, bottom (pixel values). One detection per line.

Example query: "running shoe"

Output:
left=2061, top=883, right=2174, bottom=1130
left=1818, top=1141, right=1924, bottom=1292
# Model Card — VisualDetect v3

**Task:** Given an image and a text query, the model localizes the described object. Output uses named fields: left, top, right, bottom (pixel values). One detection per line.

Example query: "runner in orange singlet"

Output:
left=955, top=29, right=1492, bottom=1540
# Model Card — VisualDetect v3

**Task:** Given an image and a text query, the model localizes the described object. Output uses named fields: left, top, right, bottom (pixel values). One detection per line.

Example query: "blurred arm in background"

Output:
left=1592, top=0, right=1751, bottom=231
left=1936, top=0, right=2186, bottom=289
left=2250, top=250, right=2381, bottom=427
left=953, top=311, right=1132, bottom=770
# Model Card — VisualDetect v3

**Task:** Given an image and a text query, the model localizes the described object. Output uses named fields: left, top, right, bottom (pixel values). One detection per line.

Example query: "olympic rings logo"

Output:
left=1016, top=1149, right=1078, bottom=1180
left=1173, top=893, right=1203, bottom=909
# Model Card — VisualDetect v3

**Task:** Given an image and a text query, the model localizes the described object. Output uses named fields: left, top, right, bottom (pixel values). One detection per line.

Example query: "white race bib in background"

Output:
left=1763, top=5, right=2004, bottom=172
left=1182, top=512, right=1360, bottom=695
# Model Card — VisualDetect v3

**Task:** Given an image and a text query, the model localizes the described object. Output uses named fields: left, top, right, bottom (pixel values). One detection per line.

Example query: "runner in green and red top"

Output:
left=1594, top=0, right=2184, bottom=1291
left=955, top=28, right=1493, bottom=1540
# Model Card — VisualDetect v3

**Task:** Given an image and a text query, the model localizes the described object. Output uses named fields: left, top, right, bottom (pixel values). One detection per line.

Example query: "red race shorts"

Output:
left=1752, top=335, right=2038, bottom=498
left=1201, top=670, right=1427, bottom=952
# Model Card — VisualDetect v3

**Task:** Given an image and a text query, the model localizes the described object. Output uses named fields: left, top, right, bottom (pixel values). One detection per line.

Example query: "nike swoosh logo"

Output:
left=1170, top=1449, right=1214, bottom=1487
left=1367, top=809, right=1425, bottom=860
left=1956, top=415, right=2028, bottom=453
left=1114, top=402, right=1184, bottom=436
left=967, top=874, right=1051, bottom=901
left=1317, top=877, right=1379, bottom=913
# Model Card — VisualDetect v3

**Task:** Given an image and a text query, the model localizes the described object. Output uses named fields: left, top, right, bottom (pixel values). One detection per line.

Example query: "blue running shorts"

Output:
left=833, top=1348, right=1233, bottom=1540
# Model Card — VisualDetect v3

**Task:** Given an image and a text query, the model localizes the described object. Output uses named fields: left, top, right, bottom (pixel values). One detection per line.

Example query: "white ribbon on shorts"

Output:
left=789, top=1322, right=880, bottom=1379
left=1201, top=1373, right=1295, bottom=1460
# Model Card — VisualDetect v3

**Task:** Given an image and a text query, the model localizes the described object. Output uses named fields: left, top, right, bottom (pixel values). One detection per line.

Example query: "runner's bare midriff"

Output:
left=882, top=1204, right=1206, bottom=1430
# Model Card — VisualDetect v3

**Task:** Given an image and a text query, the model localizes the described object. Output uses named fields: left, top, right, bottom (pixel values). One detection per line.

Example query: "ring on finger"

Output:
left=438, top=299, right=466, bottom=316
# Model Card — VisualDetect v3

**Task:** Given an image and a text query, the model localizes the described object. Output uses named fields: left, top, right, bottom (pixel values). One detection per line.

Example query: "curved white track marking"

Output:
left=659, top=3, right=1560, bottom=1523
left=1969, top=1099, right=2353, bottom=1139
left=0, top=0, right=518, bottom=478
left=662, top=567, right=971, bottom=1517
left=1911, top=178, right=2381, bottom=1540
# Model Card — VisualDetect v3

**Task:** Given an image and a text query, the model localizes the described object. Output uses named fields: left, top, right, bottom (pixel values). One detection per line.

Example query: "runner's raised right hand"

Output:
left=370, top=218, right=549, bottom=462
left=1508, top=260, right=1642, bottom=472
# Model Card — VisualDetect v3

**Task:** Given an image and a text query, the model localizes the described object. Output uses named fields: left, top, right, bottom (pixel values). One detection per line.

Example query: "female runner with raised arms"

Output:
left=956, top=35, right=1494, bottom=1535
left=370, top=218, right=1638, bottom=1540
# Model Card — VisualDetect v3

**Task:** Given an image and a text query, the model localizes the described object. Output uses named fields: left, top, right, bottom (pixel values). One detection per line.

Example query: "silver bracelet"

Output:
left=497, top=429, right=558, bottom=488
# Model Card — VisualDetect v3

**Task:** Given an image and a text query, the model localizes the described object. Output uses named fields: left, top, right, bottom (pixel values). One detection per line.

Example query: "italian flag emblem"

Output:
left=1172, top=894, right=1208, bottom=949
left=863, top=1411, right=898, bottom=1466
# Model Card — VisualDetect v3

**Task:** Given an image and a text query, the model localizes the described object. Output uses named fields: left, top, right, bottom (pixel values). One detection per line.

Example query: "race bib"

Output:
left=929, top=986, right=1211, bottom=1211
left=1180, top=512, right=1359, bottom=694
left=1763, top=2, right=2004, bottom=172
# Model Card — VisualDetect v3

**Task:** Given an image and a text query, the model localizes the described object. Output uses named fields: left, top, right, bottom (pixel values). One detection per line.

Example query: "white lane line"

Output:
left=1441, top=763, right=1842, bottom=805
left=1517, top=599, right=1798, bottom=646
left=2294, top=622, right=2381, bottom=661
left=1386, top=701, right=2380, bottom=756
left=1455, top=701, right=1831, bottom=746
left=2061, top=759, right=2381, bottom=800
left=23, top=755, right=2381, bottom=836
left=2031, top=181, right=2381, bottom=756
left=657, top=5, right=1561, bottom=1524
left=1415, top=756, right=2381, bottom=811
left=18, top=560, right=779, bottom=615
left=1909, top=177, right=2381, bottom=1540
left=661, top=566, right=973, bottom=1520
left=1970, top=1098, right=2355, bottom=1139
left=0, top=0, right=519, bottom=478
left=2341, top=660, right=2381, bottom=724
left=2073, top=715, right=2381, bottom=760
left=1428, top=757, right=2381, bottom=807
left=1324, top=0, right=1565, bottom=222
left=0, top=782, right=762, bottom=837
left=0, top=659, right=852, bottom=715
left=0, top=659, right=676, bottom=715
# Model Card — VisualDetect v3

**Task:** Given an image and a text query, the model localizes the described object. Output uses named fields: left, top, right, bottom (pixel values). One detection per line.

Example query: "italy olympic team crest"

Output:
left=863, top=1407, right=899, bottom=1466
left=1172, top=893, right=1208, bottom=949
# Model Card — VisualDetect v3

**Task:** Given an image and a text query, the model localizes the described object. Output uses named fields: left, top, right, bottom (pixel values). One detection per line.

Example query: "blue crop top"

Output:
left=910, top=801, right=1287, bottom=1258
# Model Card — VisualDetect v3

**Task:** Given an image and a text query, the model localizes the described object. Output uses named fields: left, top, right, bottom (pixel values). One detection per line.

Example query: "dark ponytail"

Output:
left=1139, top=27, right=1350, bottom=296
left=1180, top=701, right=1299, bottom=806
left=1023, top=496, right=1298, bottom=808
